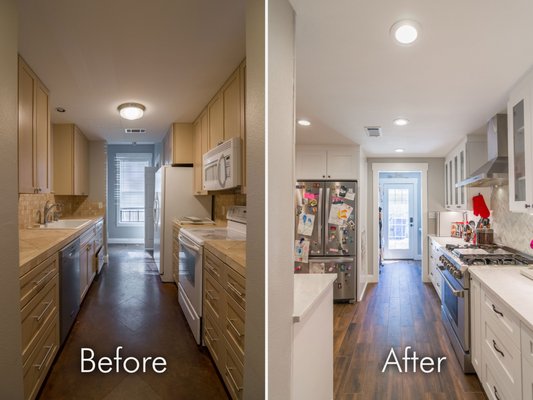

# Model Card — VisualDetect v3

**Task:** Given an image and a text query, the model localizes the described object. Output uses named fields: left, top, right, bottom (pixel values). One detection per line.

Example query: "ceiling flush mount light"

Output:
left=297, top=119, right=311, bottom=126
left=395, top=148, right=405, bottom=153
left=393, top=117, right=409, bottom=126
left=118, top=102, right=145, bottom=120
left=391, top=20, right=420, bottom=45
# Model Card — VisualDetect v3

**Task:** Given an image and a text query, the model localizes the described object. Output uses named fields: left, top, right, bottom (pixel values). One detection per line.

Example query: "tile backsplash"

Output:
left=19, top=193, right=105, bottom=228
left=213, top=193, right=246, bottom=221
left=490, top=185, right=533, bottom=256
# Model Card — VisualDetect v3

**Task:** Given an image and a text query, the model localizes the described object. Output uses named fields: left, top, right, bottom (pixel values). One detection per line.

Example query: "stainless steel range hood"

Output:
left=456, top=114, right=508, bottom=187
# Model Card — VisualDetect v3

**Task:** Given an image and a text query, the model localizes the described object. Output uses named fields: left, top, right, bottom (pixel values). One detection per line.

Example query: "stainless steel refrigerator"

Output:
left=294, top=180, right=357, bottom=301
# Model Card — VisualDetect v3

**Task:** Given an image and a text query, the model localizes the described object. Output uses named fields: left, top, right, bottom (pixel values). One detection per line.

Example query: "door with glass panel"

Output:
left=382, top=182, right=416, bottom=259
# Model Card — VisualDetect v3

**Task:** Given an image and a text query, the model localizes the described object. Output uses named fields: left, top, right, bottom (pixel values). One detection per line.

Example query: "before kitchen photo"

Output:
left=2, top=0, right=533, bottom=399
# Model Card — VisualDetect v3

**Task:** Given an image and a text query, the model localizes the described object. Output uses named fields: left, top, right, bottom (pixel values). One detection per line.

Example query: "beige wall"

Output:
left=89, top=140, right=107, bottom=203
left=366, top=157, right=445, bottom=276
left=267, top=0, right=295, bottom=398
left=0, top=0, right=24, bottom=396
left=243, top=0, right=265, bottom=397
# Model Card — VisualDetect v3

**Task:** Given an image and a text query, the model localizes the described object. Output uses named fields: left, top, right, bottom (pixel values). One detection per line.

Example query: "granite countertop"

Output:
left=204, top=240, right=246, bottom=277
left=293, top=274, right=337, bottom=323
left=19, top=216, right=103, bottom=276
left=469, top=266, right=533, bottom=332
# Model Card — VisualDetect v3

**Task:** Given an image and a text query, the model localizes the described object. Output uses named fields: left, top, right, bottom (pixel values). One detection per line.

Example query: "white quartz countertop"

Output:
left=293, top=274, right=337, bottom=323
left=427, top=235, right=467, bottom=247
left=469, top=266, right=533, bottom=332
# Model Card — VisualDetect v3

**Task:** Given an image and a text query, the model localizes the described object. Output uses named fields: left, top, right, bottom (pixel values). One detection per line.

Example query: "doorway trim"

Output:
left=381, top=177, right=419, bottom=260
left=371, top=163, right=429, bottom=283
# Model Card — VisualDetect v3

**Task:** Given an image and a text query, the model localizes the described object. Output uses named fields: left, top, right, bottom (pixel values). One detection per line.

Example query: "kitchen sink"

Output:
left=31, top=219, right=92, bottom=230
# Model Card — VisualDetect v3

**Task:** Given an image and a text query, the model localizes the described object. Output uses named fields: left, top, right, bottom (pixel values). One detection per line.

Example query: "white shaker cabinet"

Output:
left=508, top=72, right=533, bottom=213
left=296, top=147, right=356, bottom=180
left=470, top=276, right=482, bottom=376
left=444, top=134, right=491, bottom=211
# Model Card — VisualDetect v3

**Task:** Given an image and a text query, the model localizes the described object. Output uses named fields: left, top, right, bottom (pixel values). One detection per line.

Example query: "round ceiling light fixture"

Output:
left=393, top=117, right=409, bottom=126
left=297, top=119, right=311, bottom=126
left=55, top=107, right=66, bottom=113
left=391, top=20, right=420, bottom=45
left=118, top=102, right=146, bottom=120
left=395, top=148, right=405, bottom=153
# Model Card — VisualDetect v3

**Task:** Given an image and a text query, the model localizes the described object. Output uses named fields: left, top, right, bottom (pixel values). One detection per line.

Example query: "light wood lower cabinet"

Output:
left=19, top=253, right=59, bottom=400
left=79, top=227, right=97, bottom=302
left=204, top=249, right=245, bottom=400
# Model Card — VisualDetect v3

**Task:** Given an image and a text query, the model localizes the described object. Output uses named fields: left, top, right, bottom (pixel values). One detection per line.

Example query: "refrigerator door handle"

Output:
left=310, top=257, right=355, bottom=263
left=317, top=187, right=323, bottom=249
left=324, top=187, right=330, bottom=250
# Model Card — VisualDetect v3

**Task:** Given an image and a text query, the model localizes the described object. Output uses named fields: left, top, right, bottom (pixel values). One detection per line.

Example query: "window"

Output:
left=114, top=153, right=152, bottom=226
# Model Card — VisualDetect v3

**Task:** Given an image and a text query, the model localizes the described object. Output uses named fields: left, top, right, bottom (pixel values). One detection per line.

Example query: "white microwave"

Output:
left=203, top=137, right=241, bottom=191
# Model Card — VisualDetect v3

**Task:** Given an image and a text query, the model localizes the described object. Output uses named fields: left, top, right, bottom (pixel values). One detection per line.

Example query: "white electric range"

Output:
left=177, top=206, right=246, bottom=344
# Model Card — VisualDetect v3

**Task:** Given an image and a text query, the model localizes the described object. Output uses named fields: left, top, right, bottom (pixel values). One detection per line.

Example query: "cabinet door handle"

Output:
left=228, top=318, right=243, bottom=337
left=34, top=345, right=53, bottom=371
left=33, top=301, right=53, bottom=322
left=33, top=270, right=53, bottom=287
left=525, top=204, right=531, bottom=209
left=322, top=175, right=325, bottom=178
left=492, top=304, right=504, bottom=317
left=206, top=290, right=217, bottom=302
left=493, top=386, right=501, bottom=400
left=225, top=366, right=243, bottom=392
left=206, top=264, right=220, bottom=278
left=227, top=282, right=244, bottom=299
left=492, top=340, right=505, bottom=358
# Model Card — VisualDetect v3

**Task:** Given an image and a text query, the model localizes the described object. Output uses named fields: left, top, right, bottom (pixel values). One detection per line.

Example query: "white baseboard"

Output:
left=107, top=238, right=145, bottom=244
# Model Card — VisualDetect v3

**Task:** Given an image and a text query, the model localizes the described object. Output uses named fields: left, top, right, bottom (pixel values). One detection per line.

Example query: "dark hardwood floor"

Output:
left=39, top=244, right=228, bottom=400
left=334, top=260, right=488, bottom=400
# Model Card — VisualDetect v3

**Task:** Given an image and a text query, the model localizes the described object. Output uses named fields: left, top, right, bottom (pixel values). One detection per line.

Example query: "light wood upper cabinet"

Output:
left=193, top=111, right=208, bottom=195
left=53, top=124, right=89, bottom=196
left=222, top=70, right=241, bottom=141
left=18, top=56, right=51, bottom=194
left=208, top=93, right=224, bottom=149
left=162, top=123, right=194, bottom=165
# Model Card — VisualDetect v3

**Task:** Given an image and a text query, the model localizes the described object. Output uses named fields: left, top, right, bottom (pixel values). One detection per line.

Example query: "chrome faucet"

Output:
left=43, top=200, right=60, bottom=225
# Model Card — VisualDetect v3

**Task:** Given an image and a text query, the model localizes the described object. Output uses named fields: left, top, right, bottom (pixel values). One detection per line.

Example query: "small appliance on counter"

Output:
left=432, top=211, right=463, bottom=237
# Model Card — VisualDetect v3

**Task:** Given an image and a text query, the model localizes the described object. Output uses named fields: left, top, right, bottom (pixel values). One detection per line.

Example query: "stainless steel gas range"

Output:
left=438, top=244, right=533, bottom=373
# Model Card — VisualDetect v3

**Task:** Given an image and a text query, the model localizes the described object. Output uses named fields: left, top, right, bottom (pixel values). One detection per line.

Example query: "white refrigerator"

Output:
left=153, top=166, right=212, bottom=282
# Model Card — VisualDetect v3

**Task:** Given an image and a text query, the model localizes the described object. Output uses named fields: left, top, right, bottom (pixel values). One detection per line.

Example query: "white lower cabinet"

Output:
left=428, top=238, right=442, bottom=299
left=471, top=274, right=533, bottom=399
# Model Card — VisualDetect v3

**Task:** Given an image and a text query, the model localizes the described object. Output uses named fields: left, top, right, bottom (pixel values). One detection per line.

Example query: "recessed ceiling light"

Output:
left=118, top=102, right=145, bottom=120
left=55, top=107, right=66, bottom=113
left=297, top=119, right=311, bottom=126
left=391, top=20, right=420, bottom=45
left=395, top=148, right=405, bottom=153
left=393, top=117, right=409, bottom=126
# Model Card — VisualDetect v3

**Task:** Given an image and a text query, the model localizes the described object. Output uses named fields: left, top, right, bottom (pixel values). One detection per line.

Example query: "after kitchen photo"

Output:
left=2, top=0, right=533, bottom=399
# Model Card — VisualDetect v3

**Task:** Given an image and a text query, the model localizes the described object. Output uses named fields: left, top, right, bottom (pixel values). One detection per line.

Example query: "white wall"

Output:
left=0, top=0, right=25, bottom=396
left=267, top=0, right=296, bottom=398
left=357, top=148, right=368, bottom=300
left=243, top=0, right=265, bottom=397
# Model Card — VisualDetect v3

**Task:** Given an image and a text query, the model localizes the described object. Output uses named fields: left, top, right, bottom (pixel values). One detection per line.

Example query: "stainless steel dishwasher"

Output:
left=59, top=238, right=80, bottom=345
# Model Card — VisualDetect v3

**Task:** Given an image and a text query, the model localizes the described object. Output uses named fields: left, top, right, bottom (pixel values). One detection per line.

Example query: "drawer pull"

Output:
left=492, top=340, right=505, bottom=358
left=206, top=264, right=220, bottom=278
left=492, top=304, right=504, bottom=317
left=225, top=366, right=243, bottom=392
left=494, top=386, right=501, bottom=400
left=205, top=327, right=218, bottom=342
left=34, top=345, right=53, bottom=371
left=206, top=290, right=218, bottom=302
left=34, top=270, right=53, bottom=286
left=33, top=301, right=53, bottom=322
left=228, top=318, right=243, bottom=338
left=227, top=282, right=244, bottom=299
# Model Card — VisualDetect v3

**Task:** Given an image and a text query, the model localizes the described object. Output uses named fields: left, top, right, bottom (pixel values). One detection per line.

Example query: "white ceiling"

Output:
left=18, top=0, right=245, bottom=143
left=291, top=0, right=533, bottom=156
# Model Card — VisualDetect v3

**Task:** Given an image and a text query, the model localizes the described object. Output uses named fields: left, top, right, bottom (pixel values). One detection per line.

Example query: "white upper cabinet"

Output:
left=444, top=135, right=491, bottom=211
left=296, top=148, right=356, bottom=180
left=508, top=72, right=533, bottom=213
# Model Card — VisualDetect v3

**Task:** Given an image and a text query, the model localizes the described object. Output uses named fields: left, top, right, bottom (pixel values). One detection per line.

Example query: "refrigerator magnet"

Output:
left=345, top=190, right=356, bottom=201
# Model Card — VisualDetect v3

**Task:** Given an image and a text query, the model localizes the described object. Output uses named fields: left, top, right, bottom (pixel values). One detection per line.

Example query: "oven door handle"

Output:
left=178, top=234, right=201, bottom=253
left=440, top=270, right=465, bottom=298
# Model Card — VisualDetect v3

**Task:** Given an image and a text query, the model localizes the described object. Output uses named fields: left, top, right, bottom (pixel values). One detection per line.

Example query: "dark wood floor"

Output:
left=39, top=244, right=228, bottom=400
left=334, top=260, right=488, bottom=400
